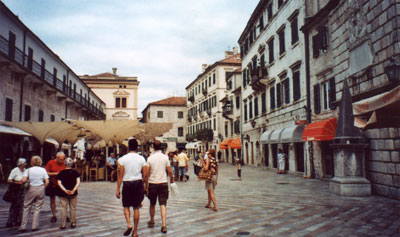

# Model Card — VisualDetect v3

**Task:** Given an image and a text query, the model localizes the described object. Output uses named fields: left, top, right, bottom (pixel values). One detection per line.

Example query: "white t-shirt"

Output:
left=27, top=166, right=49, bottom=186
left=118, top=152, right=146, bottom=181
left=8, top=167, right=28, bottom=182
left=146, top=150, right=170, bottom=184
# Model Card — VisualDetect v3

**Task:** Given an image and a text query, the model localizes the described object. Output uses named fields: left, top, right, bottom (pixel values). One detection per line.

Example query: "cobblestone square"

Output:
left=0, top=162, right=399, bottom=236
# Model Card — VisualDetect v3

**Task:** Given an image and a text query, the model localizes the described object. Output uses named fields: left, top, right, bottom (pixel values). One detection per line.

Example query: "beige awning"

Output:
left=0, top=124, right=31, bottom=136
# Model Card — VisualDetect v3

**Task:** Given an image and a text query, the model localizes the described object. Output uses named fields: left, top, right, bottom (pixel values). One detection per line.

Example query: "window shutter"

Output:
left=254, top=97, right=259, bottom=116
left=293, top=71, right=300, bottom=101
left=5, top=98, right=13, bottom=121
left=318, top=26, right=328, bottom=50
left=270, top=86, right=275, bottom=109
left=329, top=77, right=336, bottom=109
left=284, top=79, right=290, bottom=104
left=244, top=104, right=248, bottom=121
left=276, top=83, right=282, bottom=108
left=313, top=84, right=321, bottom=114
left=261, top=92, right=266, bottom=113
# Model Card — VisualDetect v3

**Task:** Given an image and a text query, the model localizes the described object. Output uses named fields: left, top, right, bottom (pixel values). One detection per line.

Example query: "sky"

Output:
left=3, top=0, right=259, bottom=115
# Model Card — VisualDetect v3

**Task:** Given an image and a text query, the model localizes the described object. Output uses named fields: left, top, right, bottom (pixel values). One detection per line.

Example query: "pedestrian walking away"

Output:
left=116, top=139, right=147, bottom=237
left=45, top=152, right=66, bottom=223
left=57, top=158, right=80, bottom=230
left=144, top=140, right=174, bottom=234
left=5, top=158, right=28, bottom=227
left=236, top=159, right=242, bottom=181
left=204, top=149, right=219, bottom=212
left=19, top=156, right=49, bottom=232
left=177, top=149, right=189, bottom=182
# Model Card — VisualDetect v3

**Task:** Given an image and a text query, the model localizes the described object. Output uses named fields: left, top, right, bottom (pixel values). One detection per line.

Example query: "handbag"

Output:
left=198, top=168, right=213, bottom=181
left=2, top=185, right=14, bottom=202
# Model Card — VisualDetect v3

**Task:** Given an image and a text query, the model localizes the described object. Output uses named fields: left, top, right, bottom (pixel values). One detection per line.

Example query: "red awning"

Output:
left=302, top=118, right=337, bottom=141
left=228, top=138, right=241, bottom=149
left=219, top=139, right=230, bottom=150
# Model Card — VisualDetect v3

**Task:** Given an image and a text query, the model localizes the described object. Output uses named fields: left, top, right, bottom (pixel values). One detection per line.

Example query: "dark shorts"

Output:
left=148, top=183, right=169, bottom=206
left=122, top=180, right=144, bottom=208
left=45, top=185, right=61, bottom=197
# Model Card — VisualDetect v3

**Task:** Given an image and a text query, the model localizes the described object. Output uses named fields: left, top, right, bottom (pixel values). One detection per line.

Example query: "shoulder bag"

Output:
left=198, top=168, right=213, bottom=181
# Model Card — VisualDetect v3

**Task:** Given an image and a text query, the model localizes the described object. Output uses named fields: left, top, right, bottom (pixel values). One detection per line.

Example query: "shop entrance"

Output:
left=271, top=144, right=278, bottom=168
left=295, top=143, right=304, bottom=172
left=263, top=144, right=269, bottom=167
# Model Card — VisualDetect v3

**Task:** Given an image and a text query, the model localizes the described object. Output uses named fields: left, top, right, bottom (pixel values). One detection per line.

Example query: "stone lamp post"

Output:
left=329, top=80, right=371, bottom=196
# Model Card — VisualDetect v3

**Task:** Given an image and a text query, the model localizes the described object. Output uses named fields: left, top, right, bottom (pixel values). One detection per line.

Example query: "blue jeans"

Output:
left=178, top=167, right=186, bottom=179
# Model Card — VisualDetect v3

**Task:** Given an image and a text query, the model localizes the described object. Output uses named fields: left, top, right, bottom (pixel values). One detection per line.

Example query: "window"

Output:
left=278, top=0, right=284, bottom=8
left=213, top=118, right=216, bottom=130
left=178, top=127, right=184, bottom=137
left=24, top=105, right=31, bottom=121
left=313, top=84, right=321, bottom=114
left=121, top=98, right=127, bottom=108
left=323, top=78, right=336, bottom=110
left=53, top=68, right=57, bottom=86
left=259, top=15, right=264, bottom=30
left=27, top=48, right=33, bottom=71
left=313, top=26, right=329, bottom=58
left=8, top=31, right=16, bottom=59
left=115, top=98, right=120, bottom=108
left=276, top=83, right=282, bottom=108
left=50, top=114, right=55, bottom=121
left=213, top=73, right=216, bottom=84
left=270, top=86, right=276, bottom=109
left=38, top=109, right=44, bottom=122
left=178, top=111, right=184, bottom=118
left=236, top=96, right=240, bottom=109
left=267, top=3, right=273, bottom=21
left=243, top=70, right=247, bottom=88
left=278, top=28, right=285, bottom=55
left=268, top=39, right=274, bottom=63
left=261, top=92, right=266, bottom=113
left=157, top=111, right=163, bottom=118
left=244, top=103, right=248, bottom=121
left=249, top=101, right=253, bottom=119
left=289, top=18, right=298, bottom=46
left=41, top=58, right=46, bottom=79
left=209, top=76, right=211, bottom=86
left=293, top=70, right=301, bottom=101
left=5, top=98, right=12, bottom=121
left=254, top=97, right=259, bottom=117
left=225, top=123, right=228, bottom=137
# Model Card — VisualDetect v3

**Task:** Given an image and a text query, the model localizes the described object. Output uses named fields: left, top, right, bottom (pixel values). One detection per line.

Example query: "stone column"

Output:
left=329, top=80, right=371, bottom=196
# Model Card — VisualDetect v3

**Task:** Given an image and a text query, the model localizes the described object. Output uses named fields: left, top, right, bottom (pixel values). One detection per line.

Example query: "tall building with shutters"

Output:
left=185, top=48, right=241, bottom=159
left=0, top=2, right=105, bottom=167
left=238, top=0, right=307, bottom=172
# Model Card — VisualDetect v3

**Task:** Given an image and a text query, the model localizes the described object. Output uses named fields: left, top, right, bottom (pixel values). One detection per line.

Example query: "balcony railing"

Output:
left=250, top=66, right=268, bottom=91
left=188, top=95, right=194, bottom=103
left=0, top=35, right=105, bottom=118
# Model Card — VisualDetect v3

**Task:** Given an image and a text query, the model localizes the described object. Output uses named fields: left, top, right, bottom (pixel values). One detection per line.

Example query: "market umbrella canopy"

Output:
left=133, top=122, right=173, bottom=143
left=0, top=121, right=78, bottom=145
left=69, top=120, right=140, bottom=145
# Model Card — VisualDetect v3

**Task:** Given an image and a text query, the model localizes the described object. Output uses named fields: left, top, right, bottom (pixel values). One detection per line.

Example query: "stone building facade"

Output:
left=238, top=0, right=308, bottom=174
left=0, top=2, right=105, bottom=167
left=185, top=49, right=241, bottom=159
left=141, top=97, right=187, bottom=153
left=80, top=68, right=139, bottom=120
left=303, top=0, right=400, bottom=200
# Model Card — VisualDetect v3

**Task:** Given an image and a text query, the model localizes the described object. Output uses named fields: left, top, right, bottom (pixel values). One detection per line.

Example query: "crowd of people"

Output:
left=2, top=140, right=223, bottom=236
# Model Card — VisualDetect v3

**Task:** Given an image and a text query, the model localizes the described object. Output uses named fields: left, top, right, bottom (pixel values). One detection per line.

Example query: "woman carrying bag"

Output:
left=203, top=149, right=219, bottom=212
left=5, top=158, right=28, bottom=227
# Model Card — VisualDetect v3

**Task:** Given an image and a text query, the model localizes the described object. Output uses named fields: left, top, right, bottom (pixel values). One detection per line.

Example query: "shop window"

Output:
left=5, top=98, right=13, bottom=121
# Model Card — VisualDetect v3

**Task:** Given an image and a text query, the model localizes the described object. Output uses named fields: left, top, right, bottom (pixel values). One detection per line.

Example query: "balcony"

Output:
left=188, top=95, right=194, bottom=103
left=250, top=66, right=268, bottom=92
left=187, top=115, right=192, bottom=123
left=186, top=133, right=196, bottom=142
left=195, top=128, right=213, bottom=141
left=0, top=35, right=105, bottom=119
left=202, top=87, right=208, bottom=95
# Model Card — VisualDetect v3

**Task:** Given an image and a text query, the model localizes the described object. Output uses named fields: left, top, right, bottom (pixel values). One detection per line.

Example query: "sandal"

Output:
left=147, top=221, right=155, bottom=228
left=204, top=205, right=211, bottom=208
left=212, top=207, right=218, bottom=212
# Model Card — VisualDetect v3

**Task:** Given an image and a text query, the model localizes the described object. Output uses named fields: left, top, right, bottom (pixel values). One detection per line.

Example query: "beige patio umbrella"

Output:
left=133, top=122, right=173, bottom=143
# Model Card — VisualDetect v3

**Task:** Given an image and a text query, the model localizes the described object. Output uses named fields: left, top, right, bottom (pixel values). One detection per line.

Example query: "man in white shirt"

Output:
left=144, top=140, right=174, bottom=234
left=116, top=139, right=147, bottom=237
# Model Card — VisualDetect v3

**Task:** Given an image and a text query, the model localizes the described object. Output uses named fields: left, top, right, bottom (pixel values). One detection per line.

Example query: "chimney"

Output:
left=202, top=64, right=208, bottom=72
left=112, top=67, right=117, bottom=75
left=224, top=50, right=234, bottom=58
left=233, top=46, right=238, bottom=55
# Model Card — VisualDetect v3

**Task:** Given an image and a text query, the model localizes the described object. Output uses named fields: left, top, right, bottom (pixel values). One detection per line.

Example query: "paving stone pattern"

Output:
left=0, top=162, right=399, bottom=236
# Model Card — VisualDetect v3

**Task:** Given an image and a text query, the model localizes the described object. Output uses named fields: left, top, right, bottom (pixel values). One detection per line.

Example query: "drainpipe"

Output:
left=302, top=21, right=314, bottom=178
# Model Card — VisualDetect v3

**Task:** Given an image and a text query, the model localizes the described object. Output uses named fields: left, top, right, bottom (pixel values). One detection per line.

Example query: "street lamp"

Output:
left=384, top=58, right=400, bottom=82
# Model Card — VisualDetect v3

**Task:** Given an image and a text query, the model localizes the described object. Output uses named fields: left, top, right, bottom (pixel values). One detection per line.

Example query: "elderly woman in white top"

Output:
left=6, top=158, right=28, bottom=227
left=19, top=156, right=49, bottom=232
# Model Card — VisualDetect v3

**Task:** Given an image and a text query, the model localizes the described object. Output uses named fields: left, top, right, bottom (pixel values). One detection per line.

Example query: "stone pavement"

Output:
left=0, top=162, right=399, bottom=236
